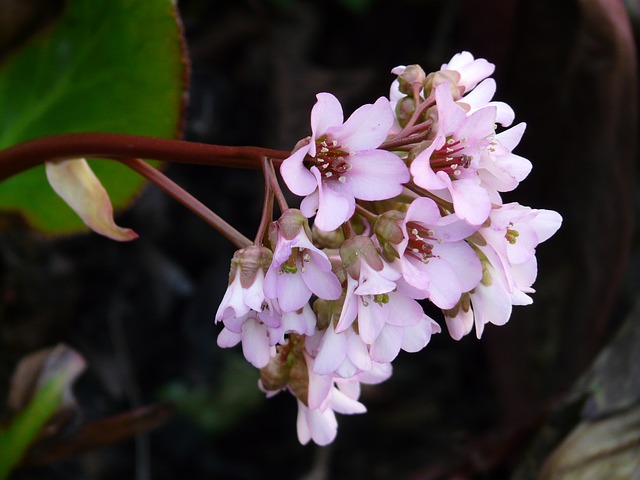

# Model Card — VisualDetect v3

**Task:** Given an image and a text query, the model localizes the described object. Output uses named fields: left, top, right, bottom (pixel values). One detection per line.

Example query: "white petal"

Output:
left=241, top=320, right=271, bottom=368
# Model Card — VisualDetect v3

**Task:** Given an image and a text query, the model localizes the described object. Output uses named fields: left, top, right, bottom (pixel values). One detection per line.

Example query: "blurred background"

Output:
left=0, top=0, right=638, bottom=478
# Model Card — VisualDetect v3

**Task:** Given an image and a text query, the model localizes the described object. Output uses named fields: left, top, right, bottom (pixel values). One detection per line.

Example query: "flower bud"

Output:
left=423, top=70, right=463, bottom=99
left=311, top=223, right=345, bottom=249
left=395, top=64, right=427, bottom=95
left=229, top=245, right=273, bottom=289
left=395, top=96, right=417, bottom=128
left=259, top=349, right=292, bottom=392
left=339, top=235, right=383, bottom=279
left=269, top=209, right=311, bottom=246
left=374, top=210, right=405, bottom=260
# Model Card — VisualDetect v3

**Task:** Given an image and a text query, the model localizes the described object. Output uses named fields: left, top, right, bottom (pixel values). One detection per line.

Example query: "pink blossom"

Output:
left=440, top=51, right=495, bottom=94
left=264, top=209, right=341, bottom=311
left=336, top=236, right=423, bottom=346
left=410, top=83, right=497, bottom=225
left=444, top=204, right=562, bottom=339
left=280, top=93, right=409, bottom=231
left=395, top=197, right=482, bottom=309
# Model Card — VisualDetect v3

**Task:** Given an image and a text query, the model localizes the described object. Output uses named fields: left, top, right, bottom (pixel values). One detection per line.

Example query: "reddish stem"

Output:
left=120, top=158, right=252, bottom=249
left=0, top=133, right=290, bottom=181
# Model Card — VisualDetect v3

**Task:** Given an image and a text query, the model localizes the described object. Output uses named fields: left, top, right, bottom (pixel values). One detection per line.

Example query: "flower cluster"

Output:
left=215, top=52, right=562, bottom=445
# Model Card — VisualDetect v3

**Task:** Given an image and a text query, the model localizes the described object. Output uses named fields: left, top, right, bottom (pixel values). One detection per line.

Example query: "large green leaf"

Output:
left=0, top=0, right=188, bottom=234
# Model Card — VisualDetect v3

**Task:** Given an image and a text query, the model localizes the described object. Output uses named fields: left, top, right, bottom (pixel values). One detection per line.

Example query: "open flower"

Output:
left=264, top=209, right=341, bottom=312
left=280, top=93, right=409, bottom=231
left=410, top=83, right=497, bottom=225
left=395, top=197, right=482, bottom=309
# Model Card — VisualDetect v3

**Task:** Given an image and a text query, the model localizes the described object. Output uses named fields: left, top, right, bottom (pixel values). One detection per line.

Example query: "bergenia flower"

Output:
left=336, top=236, right=423, bottom=347
left=440, top=51, right=495, bottom=94
left=395, top=197, right=482, bottom=309
left=264, top=209, right=341, bottom=312
left=410, top=82, right=497, bottom=225
left=280, top=93, right=409, bottom=231
left=215, top=246, right=273, bottom=322
left=444, top=203, right=562, bottom=339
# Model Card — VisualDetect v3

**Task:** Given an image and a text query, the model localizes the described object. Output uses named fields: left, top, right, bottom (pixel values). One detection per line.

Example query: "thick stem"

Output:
left=0, top=133, right=290, bottom=181
left=120, top=158, right=252, bottom=249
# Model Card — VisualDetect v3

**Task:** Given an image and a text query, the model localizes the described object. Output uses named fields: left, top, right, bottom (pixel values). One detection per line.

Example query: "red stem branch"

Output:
left=120, top=158, right=252, bottom=249
left=0, top=133, right=290, bottom=181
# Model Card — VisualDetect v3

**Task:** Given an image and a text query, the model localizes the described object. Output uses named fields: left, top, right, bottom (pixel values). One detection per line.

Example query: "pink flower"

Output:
left=395, top=197, right=482, bottom=309
left=296, top=356, right=391, bottom=446
left=280, top=93, right=409, bottom=231
left=440, top=51, right=495, bottom=94
left=217, top=309, right=279, bottom=368
left=410, top=83, right=497, bottom=225
left=264, top=209, right=341, bottom=312
left=444, top=203, right=562, bottom=339
left=336, top=236, right=423, bottom=347
left=215, top=246, right=273, bottom=322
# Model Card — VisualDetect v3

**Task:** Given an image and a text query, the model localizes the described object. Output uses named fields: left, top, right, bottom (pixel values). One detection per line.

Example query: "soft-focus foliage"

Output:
left=0, top=0, right=187, bottom=234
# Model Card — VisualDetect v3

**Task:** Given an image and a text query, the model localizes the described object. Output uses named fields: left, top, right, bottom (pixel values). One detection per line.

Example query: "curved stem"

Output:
left=120, top=158, right=252, bottom=249
left=255, top=157, right=275, bottom=246
left=0, top=133, right=291, bottom=182
left=267, top=159, right=288, bottom=213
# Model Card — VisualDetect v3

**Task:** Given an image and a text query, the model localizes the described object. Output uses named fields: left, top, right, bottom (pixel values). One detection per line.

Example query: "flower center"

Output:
left=405, top=221, right=440, bottom=263
left=429, top=136, right=471, bottom=178
left=309, top=137, right=352, bottom=183
left=279, top=248, right=312, bottom=275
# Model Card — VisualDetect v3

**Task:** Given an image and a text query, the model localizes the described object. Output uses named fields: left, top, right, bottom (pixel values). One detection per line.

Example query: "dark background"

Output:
left=1, top=0, right=638, bottom=478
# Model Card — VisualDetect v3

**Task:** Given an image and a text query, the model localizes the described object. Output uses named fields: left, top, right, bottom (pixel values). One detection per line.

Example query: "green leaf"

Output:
left=0, top=376, right=65, bottom=479
left=0, top=0, right=188, bottom=234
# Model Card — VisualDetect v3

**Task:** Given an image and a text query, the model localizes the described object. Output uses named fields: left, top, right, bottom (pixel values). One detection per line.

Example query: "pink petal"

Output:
left=302, top=257, right=342, bottom=301
left=346, top=150, right=409, bottom=201
left=280, top=144, right=316, bottom=196
left=385, top=292, right=423, bottom=326
left=444, top=176, right=492, bottom=225
left=277, top=270, right=312, bottom=312
left=445, top=307, right=474, bottom=340
left=432, top=241, right=483, bottom=293
left=330, top=389, right=367, bottom=414
left=401, top=315, right=438, bottom=352
left=335, top=276, right=359, bottom=333
left=216, top=327, right=241, bottom=348
left=311, top=93, right=344, bottom=146
left=423, top=257, right=464, bottom=309
left=357, top=300, right=389, bottom=344
left=329, top=97, right=394, bottom=151
left=314, top=326, right=348, bottom=376
left=434, top=84, right=467, bottom=135
left=241, top=320, right=271, bottom=368
left=311, top=168, right=354, bottom=231
left=347, top=332, right=372, bottom=372
left=370, top=325, right=403, bottom=363
left=496, top=123, right=526, bottom=151
left=531, top=209, right=562, bottom=243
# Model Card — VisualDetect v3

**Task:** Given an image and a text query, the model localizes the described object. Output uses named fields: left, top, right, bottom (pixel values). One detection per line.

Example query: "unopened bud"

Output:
left=269, top=209, right=311, bottom=247
left=395, top=97, right=417, bottom=128
left=395, top=64, right=427, bottom=95
left=340, top=235, right=384, bottom=279
left=374, top=211, right=405, bottom=260
left=259, top=352, right=291, bottom=392
left=423, top=70, right=463, bottom=99
left=311, top=222, right=345, bottom=249
left=229, top=245, right=273, bottom=289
